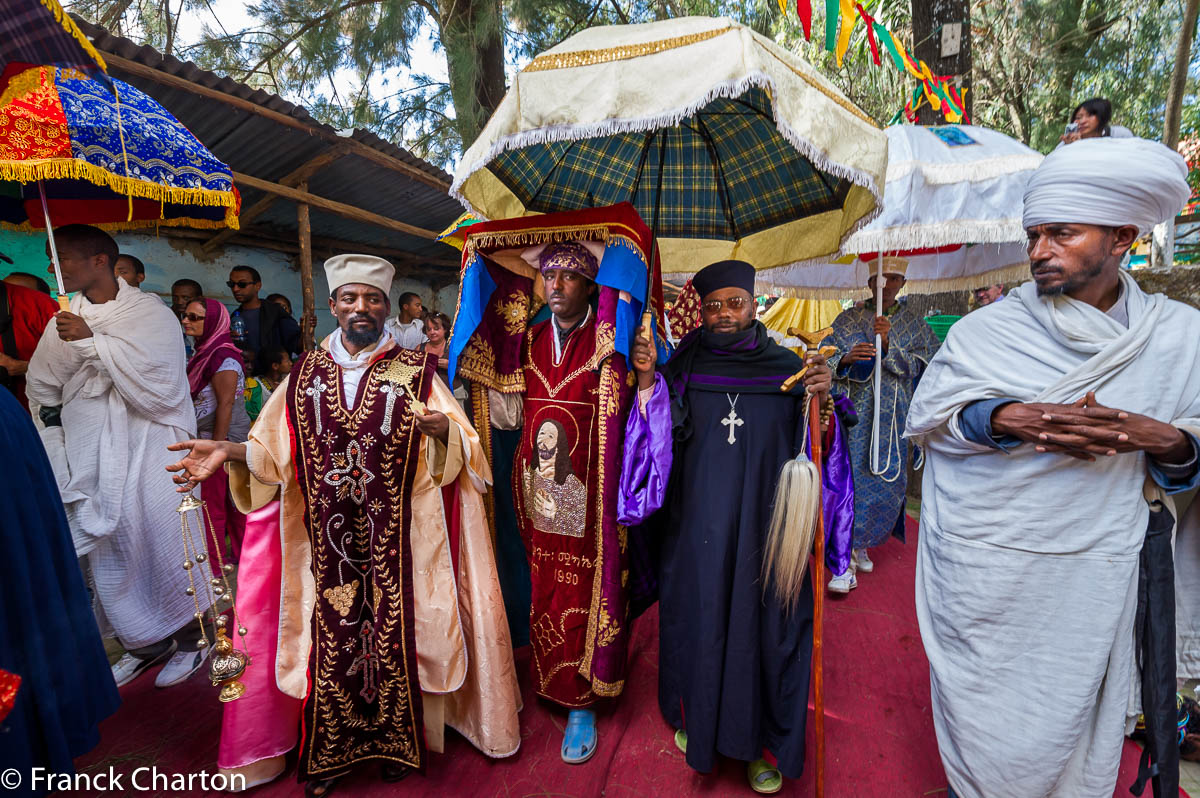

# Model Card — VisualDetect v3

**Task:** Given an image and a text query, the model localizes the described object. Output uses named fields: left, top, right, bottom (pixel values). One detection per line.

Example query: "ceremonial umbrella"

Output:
left=0, top=0, right=110, bottom=93
left=758, top=123, right=1043, bottom=473
left=453, top=19, right=888, bottom=790
left=0, top=65, right=239, bottom=305
left=452, top=15, right=887, bottom=278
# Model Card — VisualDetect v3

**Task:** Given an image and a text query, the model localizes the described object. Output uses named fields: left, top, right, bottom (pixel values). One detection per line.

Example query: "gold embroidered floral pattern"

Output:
left=496, top=292, right=529, bottom=336
left=596, top=599, right=620, bottom=648
left=324, top=580, right=360, bottom=617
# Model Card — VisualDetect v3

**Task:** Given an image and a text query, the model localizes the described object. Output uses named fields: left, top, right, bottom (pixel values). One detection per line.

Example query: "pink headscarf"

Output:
left=186, top=298, right=244, bottom=399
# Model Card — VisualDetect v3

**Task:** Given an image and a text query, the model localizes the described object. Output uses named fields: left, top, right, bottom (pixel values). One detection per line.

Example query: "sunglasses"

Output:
left=181, top=312, right=206, bottom=322
left=701, top=296, right=750, bottom=313
left=226, top=280, right=256, bottom=289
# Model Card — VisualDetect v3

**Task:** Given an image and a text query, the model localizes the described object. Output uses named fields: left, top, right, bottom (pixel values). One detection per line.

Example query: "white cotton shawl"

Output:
left=26, top=279, right=205, bottom=647
left=1023, top=137, right=1190, bottom=237
left=904, top=272, right=1200, bottom=797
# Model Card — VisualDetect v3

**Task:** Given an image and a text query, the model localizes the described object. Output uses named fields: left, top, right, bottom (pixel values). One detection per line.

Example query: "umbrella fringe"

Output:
left=451, top=70, right=884, bottom=245
left=845, top=219, right=1029, bottom=253
left=37, top=0, right=110, bottom=75
left=0, top=214, right=237, bottom=234
left=886, top=154, right=1044, bottom=186
left=0, top=159, right=238, bottom=211
left=462, top=224, right=611, bottom=259
left=757, top=261, right=1031, bottom=299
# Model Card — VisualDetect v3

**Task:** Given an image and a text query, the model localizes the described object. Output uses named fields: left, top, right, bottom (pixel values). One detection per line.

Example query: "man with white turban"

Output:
left=906, top=136, right=1200, bottom=798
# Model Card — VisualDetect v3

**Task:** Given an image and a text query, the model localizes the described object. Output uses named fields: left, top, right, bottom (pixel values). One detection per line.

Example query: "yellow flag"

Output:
left=835, top=0, right=858, bottom=67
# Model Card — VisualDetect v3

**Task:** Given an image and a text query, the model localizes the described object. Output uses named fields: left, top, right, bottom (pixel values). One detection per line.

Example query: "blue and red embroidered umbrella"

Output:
left=0, top=65, right=239, bottom=232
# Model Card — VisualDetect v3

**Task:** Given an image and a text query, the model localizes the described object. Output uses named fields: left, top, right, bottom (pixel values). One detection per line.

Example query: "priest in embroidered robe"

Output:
left=906, top=137, right=1200, bottom=798
left=165, top=254, right=521, bottom=794
left=620, top=260, right=855, bottom=793
left=507, top=239, right=639, bottom=763
left=827, top=258, right=939, bottom=580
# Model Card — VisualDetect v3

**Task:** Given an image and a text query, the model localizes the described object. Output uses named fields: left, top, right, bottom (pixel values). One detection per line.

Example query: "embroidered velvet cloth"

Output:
left=285, top=346, right=435, bottom=777
left=515, top=306, right=634, bottom=707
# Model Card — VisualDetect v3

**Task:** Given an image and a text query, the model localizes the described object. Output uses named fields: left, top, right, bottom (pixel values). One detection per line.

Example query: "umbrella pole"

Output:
left=39, top=181, right=70, bottom=311
left=641, top=132, right=668, bottom=357
left=871, top=254, right=883, bottom=473
left=808, top=390, right=827, bottom=798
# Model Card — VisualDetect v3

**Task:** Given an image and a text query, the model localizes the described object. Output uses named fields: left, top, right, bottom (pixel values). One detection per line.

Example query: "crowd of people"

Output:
left=1, top=115, right=1197, bottom=798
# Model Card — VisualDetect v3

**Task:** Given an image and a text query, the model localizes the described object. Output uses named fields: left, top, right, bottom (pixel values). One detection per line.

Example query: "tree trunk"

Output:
left=911, top=0, right=972, bottom=125
left=1151, top=0, right=1199, bottom=269
left=1164, top=0, right=1200, bottom=150
left=437, top=0, right=507, bottom=150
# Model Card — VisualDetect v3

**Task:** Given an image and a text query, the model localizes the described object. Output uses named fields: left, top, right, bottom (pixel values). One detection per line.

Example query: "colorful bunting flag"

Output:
left=856, top=4, right=882, bottom=66
left=835, top=0, right=859, bottom=66
left=782, top=0, right=970, bottom=123
left=798, top=0, right=813, bottom=40
left=824, top=0, right=839, bottom=52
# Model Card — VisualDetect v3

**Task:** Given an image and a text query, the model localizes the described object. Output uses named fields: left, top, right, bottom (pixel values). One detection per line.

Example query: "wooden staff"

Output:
left=807, top=389, right=827, bottom=798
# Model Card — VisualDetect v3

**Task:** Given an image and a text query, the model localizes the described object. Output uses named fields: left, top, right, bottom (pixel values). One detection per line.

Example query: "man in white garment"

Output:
left=26, top=224, right=209, bottom=688
left=384, top=291, right=428, bottom=349
left=906, top=137, right=1200, bottom=798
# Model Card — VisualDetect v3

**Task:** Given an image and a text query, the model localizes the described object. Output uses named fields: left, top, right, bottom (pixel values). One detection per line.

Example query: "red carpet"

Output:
left=72, top=516, right=1179, bottom=796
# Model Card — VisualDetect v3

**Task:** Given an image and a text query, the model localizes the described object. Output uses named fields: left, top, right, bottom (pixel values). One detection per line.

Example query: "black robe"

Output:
left=656, top=388, right=813, bottom=778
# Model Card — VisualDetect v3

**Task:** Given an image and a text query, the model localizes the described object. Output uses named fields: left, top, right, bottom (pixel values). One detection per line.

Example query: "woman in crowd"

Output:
left=1060, top=97, right=1132, bottom=145
left=181, top=298, right=250, bottom=571
left=243, top=346, right=291, bottom=422
left=419, top=311, right=466, bottom=406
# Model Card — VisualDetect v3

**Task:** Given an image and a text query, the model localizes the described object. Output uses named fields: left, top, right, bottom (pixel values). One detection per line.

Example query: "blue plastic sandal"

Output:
left=561, top=709, right=598, bottom=764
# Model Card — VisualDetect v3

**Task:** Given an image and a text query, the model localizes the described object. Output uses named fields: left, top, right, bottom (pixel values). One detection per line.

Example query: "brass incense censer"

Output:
left=177, top=491, right=250, bottom=703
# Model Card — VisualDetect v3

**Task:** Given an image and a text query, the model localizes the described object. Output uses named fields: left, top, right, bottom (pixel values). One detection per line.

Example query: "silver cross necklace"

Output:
left=722, top=393, right=744, bottom=445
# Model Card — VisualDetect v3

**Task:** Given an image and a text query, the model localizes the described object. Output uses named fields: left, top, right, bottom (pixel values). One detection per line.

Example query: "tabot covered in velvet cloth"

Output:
left=447, top=203, right=667, bottom=705
left=0, top=65, right=239, bottom=231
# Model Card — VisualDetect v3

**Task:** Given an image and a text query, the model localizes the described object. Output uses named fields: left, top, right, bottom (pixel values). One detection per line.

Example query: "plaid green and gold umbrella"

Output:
left=452, top=16, right=888, bottom=275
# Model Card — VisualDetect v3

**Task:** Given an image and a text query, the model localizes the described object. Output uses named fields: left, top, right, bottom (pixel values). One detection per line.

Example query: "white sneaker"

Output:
left=827, top=570, right=857, bottom=594
left=111, top=640, right=178, bottom=688
left=155, top=647, right=210, bottom=688
left=853, top=548, right=874, bottom=573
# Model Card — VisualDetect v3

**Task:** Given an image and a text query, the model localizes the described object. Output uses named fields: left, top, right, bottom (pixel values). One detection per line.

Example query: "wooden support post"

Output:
left=297, top=187, right=316, bottom=351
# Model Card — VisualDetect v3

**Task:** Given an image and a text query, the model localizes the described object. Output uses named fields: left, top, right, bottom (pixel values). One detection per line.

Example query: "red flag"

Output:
left=855, top=4, right=881, bottom=66
left=798, top=0, right=812, bottom=39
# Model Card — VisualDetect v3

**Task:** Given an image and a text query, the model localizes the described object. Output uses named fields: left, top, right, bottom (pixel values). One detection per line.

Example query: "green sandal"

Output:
left=673, top=729, right=688, bottom=754
left=747, top=758, right=782, bottom=795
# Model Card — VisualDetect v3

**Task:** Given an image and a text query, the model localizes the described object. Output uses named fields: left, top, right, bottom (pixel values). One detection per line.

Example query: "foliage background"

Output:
left=68, top=0, right=1199, bottom=175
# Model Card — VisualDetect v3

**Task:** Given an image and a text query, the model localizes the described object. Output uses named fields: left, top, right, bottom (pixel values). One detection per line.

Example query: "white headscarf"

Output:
left=1022, top=137, right=1190, bottom=236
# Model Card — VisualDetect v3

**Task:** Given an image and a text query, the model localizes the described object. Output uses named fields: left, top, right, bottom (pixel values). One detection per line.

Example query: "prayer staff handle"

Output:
left=640, top=310, right=656, bottom=363
left=779, top=346, right=837, bottom=393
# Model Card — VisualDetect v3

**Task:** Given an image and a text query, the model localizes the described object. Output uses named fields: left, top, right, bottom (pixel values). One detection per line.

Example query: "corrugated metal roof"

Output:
left=73, top=18, right=462, bottom=269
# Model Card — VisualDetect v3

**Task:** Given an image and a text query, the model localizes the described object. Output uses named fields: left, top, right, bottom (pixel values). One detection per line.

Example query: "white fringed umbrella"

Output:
left=758, top=123, right=1043, bottom=475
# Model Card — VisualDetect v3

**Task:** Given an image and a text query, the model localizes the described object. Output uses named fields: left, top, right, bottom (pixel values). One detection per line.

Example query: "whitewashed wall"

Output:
left=0, top=229, right=458, bottom=340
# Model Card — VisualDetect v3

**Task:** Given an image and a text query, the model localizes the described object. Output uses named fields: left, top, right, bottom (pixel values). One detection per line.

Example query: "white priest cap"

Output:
left=324, top=254, right=395, bottom=297
left=1023, top=137, right=1190, bottom=237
